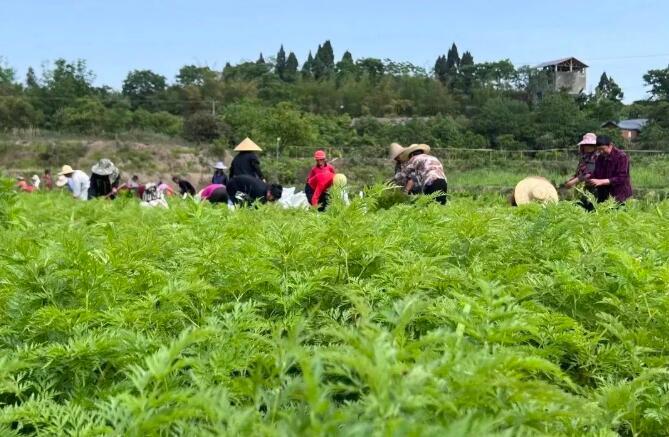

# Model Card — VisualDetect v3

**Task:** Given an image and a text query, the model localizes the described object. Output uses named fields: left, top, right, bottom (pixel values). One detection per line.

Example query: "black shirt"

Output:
left=177, top=180, right=196, bottom=196
left=226, top=175, right=268, bottom=205
left=229, top=152, right=264, bottom=180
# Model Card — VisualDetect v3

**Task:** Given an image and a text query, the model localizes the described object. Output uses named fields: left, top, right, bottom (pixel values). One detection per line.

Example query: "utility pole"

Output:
left=211, top=100, right=216, bottom=116
left=276, top=137, right=281, bottom=161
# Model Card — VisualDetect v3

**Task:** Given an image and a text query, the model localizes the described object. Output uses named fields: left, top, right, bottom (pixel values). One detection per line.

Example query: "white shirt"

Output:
left=68, top=170, right=90, bottom=200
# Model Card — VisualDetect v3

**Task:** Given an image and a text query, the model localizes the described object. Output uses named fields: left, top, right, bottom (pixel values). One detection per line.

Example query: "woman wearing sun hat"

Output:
left=89, top=158, right=121, bottom=199
left=511, top=176, right=559, bottom=206
left=58, top=165, right=90, bottom=200
left=211, top=161, right=228, bottom=185
left=396, top=143, right=448, bottom=204
left=229, top=137, right=265, bottom=181
left=563, top=132, right=598, bottom=210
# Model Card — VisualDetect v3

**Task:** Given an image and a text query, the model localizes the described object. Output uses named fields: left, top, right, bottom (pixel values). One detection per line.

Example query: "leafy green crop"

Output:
left=1, top=186, right=669, bottom=435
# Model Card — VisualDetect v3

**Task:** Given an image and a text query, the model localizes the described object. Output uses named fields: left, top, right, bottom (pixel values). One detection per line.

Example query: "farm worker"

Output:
left=43, top=169, right=53, bottom=190
left=229, top=138, right=265, bottom=181
left=171, top=175, right=196, bottom=197
left=389, top=142, right=420, bottom=195
left=211, top=161, right=229, bottom=185
left=198, top=183, right=228, bottom=204
left=58, top=165, right=90, bottom=200
left=89, top=158, right=121, bottom=199
left=306, top=150, right=335, bottom=182
left=157, top=181, right=174, bottom=197
left=226, top=175, right=282, bottom=207
left=140, top=183, right=169, bottom=208
left=15, top=177, right=34, bottom=192
left=31, top=175, right=41, bottom=190
left=563, top=132, right=598, bottom=210
left=586, top=135, right=632, bottom=204
left=307, top=171, right=334, bottom=211
left=397, top=144, right=448, bottom=204
left=117, top=175, right=143, bottom=198
left=510, top=176, right=559, bottom=206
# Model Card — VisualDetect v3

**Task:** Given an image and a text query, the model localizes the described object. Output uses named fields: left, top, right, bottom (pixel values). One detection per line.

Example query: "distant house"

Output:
left=534, top=57, right=588, bottom=95
left=601, top=119, right=649, bottom=141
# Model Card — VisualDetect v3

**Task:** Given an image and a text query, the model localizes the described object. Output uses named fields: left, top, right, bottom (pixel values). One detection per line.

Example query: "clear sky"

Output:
left=2, top=0, right=668, bottom=102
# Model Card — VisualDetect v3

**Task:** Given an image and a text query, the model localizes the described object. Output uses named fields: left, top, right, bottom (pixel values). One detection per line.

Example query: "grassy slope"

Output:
left=1, top=188, right=669, bottom=435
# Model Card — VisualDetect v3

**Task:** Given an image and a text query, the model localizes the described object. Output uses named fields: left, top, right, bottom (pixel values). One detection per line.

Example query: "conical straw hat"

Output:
left=514, top=176, right=559, bottom=205
left=234, top=137, right=262, bottom=152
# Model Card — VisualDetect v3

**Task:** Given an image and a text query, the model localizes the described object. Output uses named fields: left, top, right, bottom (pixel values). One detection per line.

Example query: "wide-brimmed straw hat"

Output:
left=58, top=165, right=74, bottom=176
left=212, top=161, right=227, bottom=170
left=56, top=175, right=68, bottom=187
left=578, top=133, right=597, bottom=147
left=91, top=158, right=118, bottom=176
left=234, top=137, right=262, bottom=152
left=400, top=143, right=431, bottom=161
left=389, top=143, right=406, bottom=160
left=514, top=176, right=559, bottom=205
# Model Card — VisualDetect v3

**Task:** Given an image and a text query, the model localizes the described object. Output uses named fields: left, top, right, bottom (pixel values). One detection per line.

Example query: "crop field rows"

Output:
left=1, top=184, right=669, bottom=435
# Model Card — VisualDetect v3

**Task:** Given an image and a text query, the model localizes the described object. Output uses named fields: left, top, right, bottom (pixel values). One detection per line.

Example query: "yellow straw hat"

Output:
left=58, top=165, right=74, bottom=176
left=234, top=137, right=262, bottom=152
left=513, top=176, right=559, bottom=205
left=389, top=143, right=406, bottom=160
left=399, top=143, right=431, bottom=161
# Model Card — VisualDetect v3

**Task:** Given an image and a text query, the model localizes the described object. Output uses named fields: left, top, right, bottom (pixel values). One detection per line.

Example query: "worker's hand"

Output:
left=587, top=178, right=607, bottom=187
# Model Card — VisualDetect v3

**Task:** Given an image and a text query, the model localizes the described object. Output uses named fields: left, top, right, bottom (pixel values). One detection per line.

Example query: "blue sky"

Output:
left=2, top=0, right=668, bottom=102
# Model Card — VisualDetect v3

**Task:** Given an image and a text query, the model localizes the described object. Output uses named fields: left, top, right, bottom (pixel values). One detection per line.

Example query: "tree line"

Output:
left=0, top=41, right=668, bottom=153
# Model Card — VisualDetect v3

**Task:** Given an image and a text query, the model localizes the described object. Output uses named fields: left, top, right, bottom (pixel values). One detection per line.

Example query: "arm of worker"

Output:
left=251, top=158, right=265, bottom=181
left=405, top=179, right=415, bottom=194
left=589, top=155, right=629, bottom=188
left=311, top=182, right=324, bottom=206
left=563, top=177, right=580, bottom=188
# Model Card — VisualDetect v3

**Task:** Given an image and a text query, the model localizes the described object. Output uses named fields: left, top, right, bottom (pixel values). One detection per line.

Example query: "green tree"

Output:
left=256, top=53, right=265, bottom=64
left=25, top=67, right=39, bottom=89
left=0, top=96, right=42, bottom=129
left=122, top=69, right=167, bottom=110
left=56, top=97, right=106, bottom=133
left=595, top=72, right=624, bottom=102
left=285, top=52, right=299, bottom=82
left=183, top=111, right=221, bottom=142
left=302, top=52, right=314, bottom=79
left=643, top=65, right=669, bottom=100
left=176, top=65, right=217, bottom=87
left=275, top=45, right=287, bottom=80
left=434, top=55, right=448, bottom=84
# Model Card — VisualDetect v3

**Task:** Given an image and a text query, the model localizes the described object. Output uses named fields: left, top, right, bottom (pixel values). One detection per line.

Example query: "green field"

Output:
left=1, top=184, right=669, bottom=435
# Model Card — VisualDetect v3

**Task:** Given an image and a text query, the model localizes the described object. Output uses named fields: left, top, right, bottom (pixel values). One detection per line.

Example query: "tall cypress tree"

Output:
left=276, top=45, right=287, bottom=79
left=460, top=51, right=474, bottom=67
left=285, top=52, right=299, bottom=82
left=596, top=72, right=624, bottom=102
left=445, top=43, right=460, bottom=74
left=302, top=51, right=314, bottom=79
left=434, top=55, right=448, bottom=83
left=320, top=40, right=335, bottom=70
left=256, top=53, right=265, bottom=64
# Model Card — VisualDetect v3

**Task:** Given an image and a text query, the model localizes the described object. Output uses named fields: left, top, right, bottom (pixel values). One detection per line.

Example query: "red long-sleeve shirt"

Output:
left=306, top=164, right=335, bottom=183
left=308, top=172, right=334, bottom=206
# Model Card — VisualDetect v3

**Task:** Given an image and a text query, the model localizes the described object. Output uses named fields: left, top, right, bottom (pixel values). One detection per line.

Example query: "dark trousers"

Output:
left=423, top=179, right=447, bottom=204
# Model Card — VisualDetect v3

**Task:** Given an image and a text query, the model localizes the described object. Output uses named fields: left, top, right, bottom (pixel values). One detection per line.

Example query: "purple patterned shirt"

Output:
left=592, top=147, right=632, bottom=203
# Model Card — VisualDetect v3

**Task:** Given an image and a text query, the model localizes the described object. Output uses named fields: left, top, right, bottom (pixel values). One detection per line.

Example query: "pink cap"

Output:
left=314, top=150, right=326, bottom=160
left=578, top=133, right=597, bottom=146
